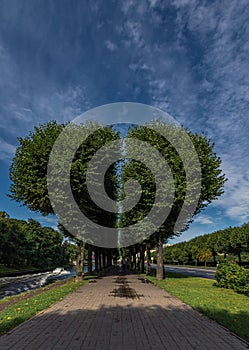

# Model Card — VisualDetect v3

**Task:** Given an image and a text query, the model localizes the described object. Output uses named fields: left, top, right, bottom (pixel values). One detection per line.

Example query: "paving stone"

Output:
left=0, top=271, right=248, bottom=349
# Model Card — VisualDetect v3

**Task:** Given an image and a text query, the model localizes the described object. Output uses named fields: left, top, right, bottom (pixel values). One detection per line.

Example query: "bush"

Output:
left=215, top=262, right=249, bottom=296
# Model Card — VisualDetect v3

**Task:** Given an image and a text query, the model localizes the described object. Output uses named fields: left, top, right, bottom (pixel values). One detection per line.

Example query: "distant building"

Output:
left=163, top=243, right=173, bottom=248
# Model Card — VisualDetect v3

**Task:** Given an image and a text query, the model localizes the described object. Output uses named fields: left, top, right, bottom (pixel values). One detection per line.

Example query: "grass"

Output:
left=144, top=272, right=249, bottom=342
left=0, top=265, right=18, bottom=273
left=0, top=264, right=44, bottom=274
left=0, top=276, right=94, bottom=335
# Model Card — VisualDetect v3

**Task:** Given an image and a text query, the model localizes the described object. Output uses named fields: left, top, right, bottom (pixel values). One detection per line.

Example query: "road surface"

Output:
left=151, top=264, right=216, bottom=279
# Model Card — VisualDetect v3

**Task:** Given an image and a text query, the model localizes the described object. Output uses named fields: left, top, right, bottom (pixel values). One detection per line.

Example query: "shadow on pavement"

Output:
left=0, top=298, right=248, bottom=349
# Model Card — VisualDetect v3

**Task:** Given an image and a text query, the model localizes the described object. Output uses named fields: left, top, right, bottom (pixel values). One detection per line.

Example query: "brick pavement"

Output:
left=0, top=271, right=248, bottom=350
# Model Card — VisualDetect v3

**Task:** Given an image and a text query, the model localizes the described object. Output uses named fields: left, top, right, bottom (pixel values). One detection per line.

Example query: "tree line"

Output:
left=161, top=223, right=249, bottom=266
left=0, top=211, right=119, bottom=275
left=0, top=211, right=68, bottom=268
left=8, top=119, right=226, bottom=279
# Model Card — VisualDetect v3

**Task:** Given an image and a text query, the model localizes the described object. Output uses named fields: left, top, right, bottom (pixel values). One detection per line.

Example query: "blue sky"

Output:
left=0, top=0, right=249, bottom=244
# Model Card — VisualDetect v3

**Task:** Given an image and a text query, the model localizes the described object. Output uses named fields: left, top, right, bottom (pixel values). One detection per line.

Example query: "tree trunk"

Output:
left=156, top=234, right=164, bottom=280
left=238, top=251, right=242, bottom=263
left=146, top=245, right=151, bottom=275
left=141, top=245, right=145, bottom=274
left=133, top=252, right=137, bottom=270
left=212, top=249, right=216, bottom=265
left=99, top=250, right=102, bottom=271
left=75, top=240, right=85, bottom=282
left=88, top=245, right=92, bottom=274
left=95, top=248, right=99, bottom=272
left=103, top=252, right=106, bottom=270
left=137, top=256, right=141, bottom=271
left=107, top=253, right=112, bottom=267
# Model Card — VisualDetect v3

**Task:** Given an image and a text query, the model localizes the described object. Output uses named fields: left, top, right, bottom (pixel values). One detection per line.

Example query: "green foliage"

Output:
left=215, top=262, right=249, bottom=296
left=8, top=119, right=227, bottom=279
left=170, top=242, right=191, bottom=264
left=197, top=249, right=213, bottom=265
left=8, top=121, right=120, bottom=275
left=62, top=241, right=77, bottom=264
left=163, top=223, right=249, bottom=266
left=120, top=122, right=226, bottom=236
left=0, top=214, right=67, bottom=268
left=9, top=121, right=65, bottom=214
left=9, top=121, right=119, bottom=245
left=119, top=121, right=226, bottom=279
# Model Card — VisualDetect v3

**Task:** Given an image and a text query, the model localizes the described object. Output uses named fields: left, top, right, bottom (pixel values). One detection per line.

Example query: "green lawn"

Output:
left=0, top=276, right=94, bottom=335
left=145, top=272, right=249, bottom=342
left=0, top=264, right=42, bottom=274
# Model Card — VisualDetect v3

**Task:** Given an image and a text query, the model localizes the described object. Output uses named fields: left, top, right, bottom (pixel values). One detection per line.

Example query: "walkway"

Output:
left=0, top=271, right=248, bottom=349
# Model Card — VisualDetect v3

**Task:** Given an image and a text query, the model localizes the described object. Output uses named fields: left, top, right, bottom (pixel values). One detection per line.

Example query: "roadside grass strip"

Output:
left=0, top=276, right=94, bottom=335
left=145, top=272, right=249, bottom=342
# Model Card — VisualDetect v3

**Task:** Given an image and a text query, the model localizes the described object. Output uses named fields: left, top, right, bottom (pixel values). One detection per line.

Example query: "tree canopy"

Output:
left=163, top=223, right=249, bottom=266
left=119, top=121, right=226, bottom=279
left=8, top=119, right=227, bottom=279
left=0, top=214, right=67, bottom=268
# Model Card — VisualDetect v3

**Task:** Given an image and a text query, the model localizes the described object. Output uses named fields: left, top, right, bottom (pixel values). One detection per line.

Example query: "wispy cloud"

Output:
left=105, top=40, right=117, bottom=51
left=0, top=0, right=249, bottom=235
left=116, top=0, right=249, bottom=226
left=33, top=214, right=58, bottom=228
left=0, top=138, right=16, bottom=160
left=213, top=156, right=249, bottom=224
left=194, top=215, right=214, bottom=225
left=0, top=85, right=91, bottom=137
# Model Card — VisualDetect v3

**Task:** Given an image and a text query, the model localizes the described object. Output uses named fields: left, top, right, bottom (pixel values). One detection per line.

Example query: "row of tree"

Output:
left=161, top=223, right=249, bottom=266
left=0, top=211, right=120, bottom=276
left=8, top=119, right=226, bottom=279
left=119, top=122, right=226, bottom=277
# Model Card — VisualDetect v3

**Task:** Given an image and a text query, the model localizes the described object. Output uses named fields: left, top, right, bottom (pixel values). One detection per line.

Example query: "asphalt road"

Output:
left=151, top=264, right=216, bottom=280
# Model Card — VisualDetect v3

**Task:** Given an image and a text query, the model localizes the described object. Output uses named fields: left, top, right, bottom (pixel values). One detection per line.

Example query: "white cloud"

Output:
left=167, top=0, right=249, bottom=226
left=125, top=20, right=144, bottom=47
left=0, top=85, right=92, bottom=137
left=105, top=40, right=117, bottom=51
left=1, top=0, right=249, bottom=235
left=213, top=157, right=249, bottom=224
left=34, top=214, right=58, bottom=229
left=36, top=85, right=91, bottom=123
left=194, top=215, right=214, bottom=225
left=121, top=0, right=137, bottom=14
left=148, top=0, right=160, bottom=7
left=0, top=138, right=16, bottom=160
left=0, top=44, right=17, bottom=90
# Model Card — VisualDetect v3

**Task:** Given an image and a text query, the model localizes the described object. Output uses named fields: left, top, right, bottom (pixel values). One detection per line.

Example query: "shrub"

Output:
left=215, top=262, right=249, bottom=296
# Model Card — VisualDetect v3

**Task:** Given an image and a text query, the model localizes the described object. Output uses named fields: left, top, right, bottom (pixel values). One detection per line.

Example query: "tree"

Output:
left=9, top=121, right=65, bottom=214
left=230, top=226, right=248, bottom=263
left=120, top=121, right=226, bottom=279
left=9, top=121, right=119, bottom=278
left=217, top=228, right=233, bottom=259
left=0, top=214, right=65, bottom=268
left=206, top=232, right=219, bottom=265
left=0, top=214, right=29, bottom=266
left=62, top=240, right=77, bottom=265
left=0, top=211, right=10, bottom=218
left=197, top=249, right=213, bottom=267
left=171, top=242, right=190, bottom=265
